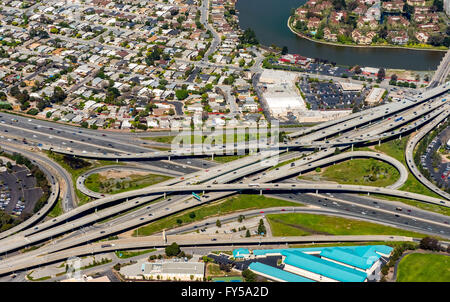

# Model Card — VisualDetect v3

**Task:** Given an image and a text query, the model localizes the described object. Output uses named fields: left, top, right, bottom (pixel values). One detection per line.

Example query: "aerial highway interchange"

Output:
left=0, top=81, right=449, bottom=277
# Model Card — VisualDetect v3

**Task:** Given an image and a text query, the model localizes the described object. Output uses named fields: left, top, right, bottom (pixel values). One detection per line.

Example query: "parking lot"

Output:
left=420, top=126, right=450, bottom=190
left=298, top=77, right=367, bottom=111
left=0, top=163, right=43, bottom=217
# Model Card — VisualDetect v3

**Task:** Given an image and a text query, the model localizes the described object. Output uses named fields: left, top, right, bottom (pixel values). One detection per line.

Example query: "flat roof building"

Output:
left=120, top=260, right=205, bottom=281
left=365, top=87, right=386, bottom=104
left=339, top=82, right=364, bottom=92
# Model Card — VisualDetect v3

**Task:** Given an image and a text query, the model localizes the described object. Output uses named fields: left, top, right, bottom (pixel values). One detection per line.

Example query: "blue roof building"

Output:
left=282, top=250, right=368, bottom=282
left=233, top=248, right=250, bottom=258
left=249, top=262, right=315, bottom=282
left=245, top=246, right=393, bottom=282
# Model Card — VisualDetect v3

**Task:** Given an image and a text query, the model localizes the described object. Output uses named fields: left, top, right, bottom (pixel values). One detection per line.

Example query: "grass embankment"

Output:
left=289, top=241, right=418, bottom=249
left=374, top=137, right=450, bottom=215
left=47, top=198, right=64, bottom=218
left=84, top=172, right=172, bottom=194
left=397, top=253, right=450, bottom=282
left=133, top=194, right=301, bottom=236
left=319, top=158, right=400, bottom=187
left=26, top=271, right=51, bottom=281
left=115, top=249, right=157, bottom=259
left=212, top=154, right=248, bottom=163
left=46, top=152, right=121, bottom=206
left=267, top=213, right=430, bottom=238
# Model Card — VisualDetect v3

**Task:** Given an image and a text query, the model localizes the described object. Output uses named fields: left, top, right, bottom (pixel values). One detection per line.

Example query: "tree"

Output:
left=239, top=28, right=258, bottom=45
left=242, top=269, right=257, bottom=282
left=189, top=212, right=196, bottom=219
left=429, top=34, right=444, bottom=46
left=245, top=229, right=251, bottom=237
left=377, top=68, right=385, bottom=81
left=165, top=242, right=181, bottom=257
left=50, top=86, right=67, bottom=103
left=257, top=219, right=266, bottom=235
left=216, top=219, right=221, bottom=228
left=419, top=237, right=440, bottom=251
left=433, top=0, right=443, bottom=11
left=175, top=89, right=189, bottom=100
left=281, top=46, right=288, bottom=55
left=391, top=74, right=398, bottom=82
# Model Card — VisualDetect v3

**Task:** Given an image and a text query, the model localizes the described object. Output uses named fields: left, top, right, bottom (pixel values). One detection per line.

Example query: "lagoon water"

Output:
left=236, top=0, right=444, bottom=70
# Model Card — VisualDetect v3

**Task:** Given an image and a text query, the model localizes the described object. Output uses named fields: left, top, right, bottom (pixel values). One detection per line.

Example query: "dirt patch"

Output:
left=98, top=169, right=149, bottom=179
left=270, top=218, right=330, bottom=235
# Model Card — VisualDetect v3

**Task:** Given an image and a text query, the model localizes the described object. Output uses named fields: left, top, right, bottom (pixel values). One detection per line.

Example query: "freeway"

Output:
left=0, top=80, right=448, bottom=278
left=0, top=150, right=287, bottom=240
left=0, top=143, right=433, bottom=254
left=0, top=234, right=414, bottom=275
left=0, top=182, right=448, bottom=255
left=36, top=88, right=449, bottom=160
left=288, top=82, right=449, bottom=140
left=405, top=110, right=450, bottom=200
left=162, top=205, right=447, bottom=236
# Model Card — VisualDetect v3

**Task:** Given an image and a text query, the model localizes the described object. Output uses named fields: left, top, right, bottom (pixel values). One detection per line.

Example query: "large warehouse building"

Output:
left=242, top=245, right=393, bottom=282
left=259, top=69, right=306, bottom=118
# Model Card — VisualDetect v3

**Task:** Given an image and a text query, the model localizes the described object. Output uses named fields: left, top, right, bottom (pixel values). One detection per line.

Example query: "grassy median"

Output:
left=133, top=194, right=300, bottom=236
left=267, top=213, right=431, bottom=238
left=320, top=158, right=400, bottom=187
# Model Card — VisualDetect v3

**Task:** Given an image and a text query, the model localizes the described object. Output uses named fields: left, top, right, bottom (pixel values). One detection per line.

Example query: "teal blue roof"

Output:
left=282, top=251, right=368, bottom=282
left=253, top=245, right=393, bottom=257
left=249, top=262, right=315, bottom=282
left=320, top=247, right=376, bottom=270
left=233, top=248, right=250, bottom=258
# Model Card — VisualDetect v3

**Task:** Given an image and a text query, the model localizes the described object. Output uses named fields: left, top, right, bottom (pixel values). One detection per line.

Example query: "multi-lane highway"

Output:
left=0, top=80, right=449, bottom=277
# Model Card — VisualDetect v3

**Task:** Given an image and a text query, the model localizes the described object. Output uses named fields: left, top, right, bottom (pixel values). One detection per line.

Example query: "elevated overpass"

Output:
left=0, top=234, right=414, bottom=275
left=0, top=182, right=447, bottom=255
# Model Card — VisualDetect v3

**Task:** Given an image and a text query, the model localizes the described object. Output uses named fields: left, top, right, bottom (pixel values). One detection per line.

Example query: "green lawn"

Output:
left=115, top=249, right=156, bottom=259
left=84, top=172, right=172, bottom=194
left=133, top=194, right=301, bottom=236
left=212, top=154, right=248, bottom=163
left=142, top=136, right=176, bottom=144
left=267, top=213, right=430, bottom=238
left=397, top=253, right=450, bottom=282
left=320, top=158, right=400, bottom=187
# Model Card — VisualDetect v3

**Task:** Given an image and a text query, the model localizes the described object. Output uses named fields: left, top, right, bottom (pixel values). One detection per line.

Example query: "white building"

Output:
left=120, top=260, right=204, bottom=281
